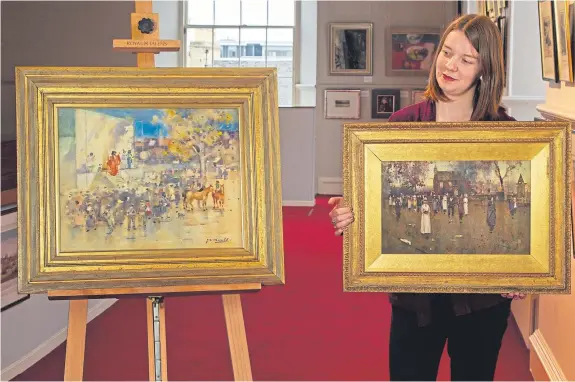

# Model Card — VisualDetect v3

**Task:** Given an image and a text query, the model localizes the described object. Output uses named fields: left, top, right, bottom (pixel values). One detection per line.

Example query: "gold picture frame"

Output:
left=16, top=66, right=285, bottom=293
left=342, top=121, right=572, bottom=294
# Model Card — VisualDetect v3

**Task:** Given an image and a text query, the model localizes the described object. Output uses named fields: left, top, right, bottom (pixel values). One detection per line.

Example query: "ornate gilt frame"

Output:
left=342, top=121, right=572, bottom=294
left=16, top=67, right=285, bottom=293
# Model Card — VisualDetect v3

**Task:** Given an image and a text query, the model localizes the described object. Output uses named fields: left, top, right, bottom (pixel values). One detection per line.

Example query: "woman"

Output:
left=328, top=14, right=525, bottom=381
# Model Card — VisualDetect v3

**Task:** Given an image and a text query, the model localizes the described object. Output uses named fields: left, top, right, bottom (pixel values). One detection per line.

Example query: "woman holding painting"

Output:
left=328, top=14, right=525, bottom=381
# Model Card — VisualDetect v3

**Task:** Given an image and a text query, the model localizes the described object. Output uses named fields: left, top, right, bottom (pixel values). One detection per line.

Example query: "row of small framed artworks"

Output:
left=328, top=22, right=441, bottom=77
left=536, top=0, right=574, bottom=84
left=324, top=88, right=426, bottom=120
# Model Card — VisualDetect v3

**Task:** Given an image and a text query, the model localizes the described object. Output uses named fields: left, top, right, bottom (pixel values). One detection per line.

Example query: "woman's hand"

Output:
left=328, top=197, right=355, bottom=236
left=501, top=292, right=526, bottom=300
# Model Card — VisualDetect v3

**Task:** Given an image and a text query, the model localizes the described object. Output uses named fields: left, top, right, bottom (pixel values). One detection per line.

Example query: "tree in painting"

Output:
left=381, top=160, right=531, bottom=255
left=58, top=108, right=241, bottom=252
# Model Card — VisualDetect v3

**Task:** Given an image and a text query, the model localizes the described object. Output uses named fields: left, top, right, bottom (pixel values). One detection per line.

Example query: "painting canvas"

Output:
left=58, top=107, right=240, bottom=251
left=387, top=29, right=441, bottom=77
left=16, top=67, right=285, bottom=293
left=381, top=160, right=530, bottom=255
left=329, top=23, right=373, bottom=75
left=342, top=121, right=571, bottom=294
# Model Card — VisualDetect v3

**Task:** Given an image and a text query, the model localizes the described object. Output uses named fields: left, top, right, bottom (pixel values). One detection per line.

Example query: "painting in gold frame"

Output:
left=15, top=66, right=285, bottom=293
left=342, top=121, right=572, bottom=294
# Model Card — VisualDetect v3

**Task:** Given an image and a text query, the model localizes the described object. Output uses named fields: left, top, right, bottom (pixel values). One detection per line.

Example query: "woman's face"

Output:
left=435, top=30, right=481, bottom=98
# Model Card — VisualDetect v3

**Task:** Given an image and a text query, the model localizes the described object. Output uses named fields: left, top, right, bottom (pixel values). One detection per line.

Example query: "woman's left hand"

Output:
left=501, top=292, right=526, bottom=300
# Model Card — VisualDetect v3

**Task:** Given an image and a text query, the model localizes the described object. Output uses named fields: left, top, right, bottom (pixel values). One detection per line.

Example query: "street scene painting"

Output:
left=381, top=160, right=531, bottom=255
left=58, top=107, right=242, bottom=252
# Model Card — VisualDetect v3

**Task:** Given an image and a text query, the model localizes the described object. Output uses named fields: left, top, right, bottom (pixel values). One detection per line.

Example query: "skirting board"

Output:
left=529, top=329, right=567, bottom=381
left=0, top=299, right=117, bottom=381
left=282, top=200, right=315, bottom=207
left=317, top=177, right=343, bottom=196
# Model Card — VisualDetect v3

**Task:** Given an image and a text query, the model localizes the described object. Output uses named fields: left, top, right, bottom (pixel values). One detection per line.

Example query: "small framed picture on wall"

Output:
left=386, top=28, right=441, bottom=77
left=537, top=0, right=559, bottom=82
left=553, top=0, right=574, bottom=82
left=411, top=89, right=426, bottom=105
left=324, top=90, right=361, bottom=119
left=329, top=22, right=373, bottom=76
left=371, top=89, right=401, bottom=119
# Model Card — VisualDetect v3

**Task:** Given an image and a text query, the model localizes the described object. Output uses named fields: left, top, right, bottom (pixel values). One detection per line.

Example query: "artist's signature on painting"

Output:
left=206, top=237, right=231, bottom=244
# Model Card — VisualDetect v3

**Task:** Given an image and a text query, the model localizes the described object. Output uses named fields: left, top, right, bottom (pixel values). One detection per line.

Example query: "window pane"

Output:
left=185, top=28, right=213, bottom=67
left=215, top=0, right=240, bottom=25
left=187, top=0, right=214, bottom=25
left=214, top=28, right=240, bottom=67
left=240, top=28, right=267, bottom=67
left=278, top=77, right=293, bottom=106
left=268, top=0, right=294, bottom=26
left=240, top=0, right=267, bottom=26
left=266, top=28, right=293, bottom=78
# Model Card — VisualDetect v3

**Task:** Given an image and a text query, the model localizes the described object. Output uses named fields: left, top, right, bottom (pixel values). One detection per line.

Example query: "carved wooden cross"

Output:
left=113, top=0, right=181, bottom=68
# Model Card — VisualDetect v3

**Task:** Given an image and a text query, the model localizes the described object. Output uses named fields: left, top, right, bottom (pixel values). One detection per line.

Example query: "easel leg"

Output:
left=147, top=297, right=168, bottom=381
left=64, top=299, right=88, bottom=381
left=222, top=294, right=253, bottom=381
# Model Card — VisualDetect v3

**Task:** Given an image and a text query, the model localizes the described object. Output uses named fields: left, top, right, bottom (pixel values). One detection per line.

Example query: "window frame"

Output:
left=180, top=0, right=300, bottom=107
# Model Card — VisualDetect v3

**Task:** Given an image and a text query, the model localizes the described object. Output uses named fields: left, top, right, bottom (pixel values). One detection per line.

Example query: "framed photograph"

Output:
left=371, top=89, right=401, bottom=119
left=342, top=121, right=572, bottom=294
left=324, top=90, right=361, bottom=119
left=15, top=67, right=285, bottom=293
left=553, top=0, right=574, bottom=82
left=1, top=206, right=30, bottom=310
left=411, top=89, right=426, bottom=105
left=387, top=28, right=441, bottom=77
left=538, top=1, right=560, bottom=82
left=329, top=22, right=373, bottom=76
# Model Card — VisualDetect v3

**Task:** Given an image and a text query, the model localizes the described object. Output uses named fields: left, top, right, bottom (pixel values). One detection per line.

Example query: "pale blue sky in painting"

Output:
left=58, top=108, right=240, bottom=139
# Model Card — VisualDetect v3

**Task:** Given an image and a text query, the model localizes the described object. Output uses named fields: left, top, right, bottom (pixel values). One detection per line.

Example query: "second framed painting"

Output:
left=342, top=120, right=572, bottom=294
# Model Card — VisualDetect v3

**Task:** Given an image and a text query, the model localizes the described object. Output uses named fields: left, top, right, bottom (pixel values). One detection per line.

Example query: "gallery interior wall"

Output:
left=314, top=1, right=458, bottom=195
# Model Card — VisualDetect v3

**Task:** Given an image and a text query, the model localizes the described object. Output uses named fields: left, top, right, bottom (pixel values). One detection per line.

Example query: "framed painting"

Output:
left=324, top=90, right=361, bottom=119
left=538, top=0, right=559, bottom=82
left=2, top=205, right=30, bottom=310
left=329, top=22, right=373, bottom=76
left=342, top=121, right=572, bottom=294
left=411, top=89, right=426, bottom=105
left=553, top=0, right=574, bottom=82
left=386, top=28, right=441, bottom=77
left=370, top=89, right=401, bottom=119
left=15, top=67, right=285, bottom=293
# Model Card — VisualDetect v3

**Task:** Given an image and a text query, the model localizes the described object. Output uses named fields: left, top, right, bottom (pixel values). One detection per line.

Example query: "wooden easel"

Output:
left=51, top=2, right=260, bottom=381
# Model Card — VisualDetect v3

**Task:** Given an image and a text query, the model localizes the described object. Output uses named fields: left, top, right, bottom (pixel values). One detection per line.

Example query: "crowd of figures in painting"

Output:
left=58, top=108, right=242, bottom=250
left=381, top=161, right=531, bottom=255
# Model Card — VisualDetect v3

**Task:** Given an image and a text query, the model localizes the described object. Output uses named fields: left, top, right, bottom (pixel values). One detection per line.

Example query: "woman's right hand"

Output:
left=328, top=197, right=355, bottom=236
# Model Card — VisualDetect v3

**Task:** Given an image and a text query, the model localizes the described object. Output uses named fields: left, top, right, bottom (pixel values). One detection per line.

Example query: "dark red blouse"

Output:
left=385, top=98, right=515, bottom=326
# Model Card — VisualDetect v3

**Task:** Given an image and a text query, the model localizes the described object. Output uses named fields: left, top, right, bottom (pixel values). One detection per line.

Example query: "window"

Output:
left=183, top=0, right=296, bottom=106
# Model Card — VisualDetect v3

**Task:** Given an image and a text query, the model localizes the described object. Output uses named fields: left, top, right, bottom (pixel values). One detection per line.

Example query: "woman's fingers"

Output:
left=335, top=216, right=354, bottom=230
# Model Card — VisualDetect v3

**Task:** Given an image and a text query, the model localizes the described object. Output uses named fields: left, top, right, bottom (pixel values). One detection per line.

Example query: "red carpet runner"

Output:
left=13, top=198, right=533, bottom=381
